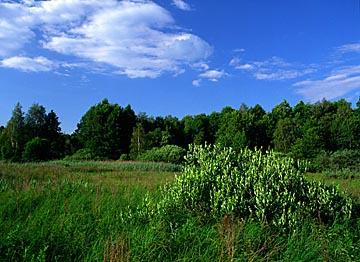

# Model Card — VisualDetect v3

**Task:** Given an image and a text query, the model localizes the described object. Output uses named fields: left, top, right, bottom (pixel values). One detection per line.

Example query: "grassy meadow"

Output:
left=1, top=159, right=360, bottom=261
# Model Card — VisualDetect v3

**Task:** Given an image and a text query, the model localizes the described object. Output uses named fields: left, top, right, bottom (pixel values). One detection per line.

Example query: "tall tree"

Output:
left=76, top=99, right=136, bottom=159
left=45, top=110, right=63, bottom=158
left=129, top=123, right=146, bottom=158
left=216, top=108, right=248, bottom=151
left=0, top=103, right=26, bottom=161
left=273, top=118, right=299, bottom=153
left=25, top=103, right=47, bottom=139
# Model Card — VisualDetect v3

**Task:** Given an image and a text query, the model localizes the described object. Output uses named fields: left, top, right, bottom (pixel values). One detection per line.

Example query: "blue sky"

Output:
left=1, top=0, right=360, bottom=133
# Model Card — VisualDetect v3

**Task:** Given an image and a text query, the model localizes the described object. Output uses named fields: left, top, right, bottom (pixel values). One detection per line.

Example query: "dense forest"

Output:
left=1, top=98, right=360, bottom=169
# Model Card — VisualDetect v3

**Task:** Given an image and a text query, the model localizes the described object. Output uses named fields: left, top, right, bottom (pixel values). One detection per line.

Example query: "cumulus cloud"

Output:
left=0, top=56, right=57, bottom=72
left=192, top=68, right=226, bottom=86
left=294, top=65, right=360, bottom=102
left=199, top=69, right=226, bottom=82
left=230, top=56, right=316, bottom=81
left=0, top=0, right=212, bottom=78
left=172, top=0, right=192, bottom=11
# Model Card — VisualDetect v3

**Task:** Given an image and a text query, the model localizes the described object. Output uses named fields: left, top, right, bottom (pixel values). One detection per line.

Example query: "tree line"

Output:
left=1, top=98, right=359, bottom=164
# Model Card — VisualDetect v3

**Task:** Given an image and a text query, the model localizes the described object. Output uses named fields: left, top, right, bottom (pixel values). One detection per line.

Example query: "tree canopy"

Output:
left=1, top=98, right=360, bottom=164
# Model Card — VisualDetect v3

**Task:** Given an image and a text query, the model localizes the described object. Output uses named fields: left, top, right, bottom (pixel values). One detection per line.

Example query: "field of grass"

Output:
left=1, top=160, right=360, bottom=261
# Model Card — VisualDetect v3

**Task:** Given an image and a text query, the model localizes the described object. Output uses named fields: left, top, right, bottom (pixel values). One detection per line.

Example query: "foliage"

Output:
left=63, top=148, right=95, bottom=161
left=2, top=97, right=360, bottom=165
left=137, top=145, right=186, bottom=164
left=22, top=137, right=51, bottom=162
left=0, top=103, right=26, bottom=161
left=158, top=144, right=352, bottom=229
left=129, top=123, right=146, bottom=159
left=24, top=103, right=47, bottom=139
left=76, top=99, right=136, bottom=159
left=118, top=154, right=130, bottom=161
left=0, top=103, right=63, bottom=162
left=311, top=149, right=360, bottom=172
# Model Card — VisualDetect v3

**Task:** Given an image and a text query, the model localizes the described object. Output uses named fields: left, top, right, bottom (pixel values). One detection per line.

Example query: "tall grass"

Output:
left=1, top=160, right=360, bottom=261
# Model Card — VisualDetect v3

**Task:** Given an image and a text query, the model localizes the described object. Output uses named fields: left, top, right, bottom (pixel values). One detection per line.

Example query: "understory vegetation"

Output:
left=1, top=145, right=360, bottom=261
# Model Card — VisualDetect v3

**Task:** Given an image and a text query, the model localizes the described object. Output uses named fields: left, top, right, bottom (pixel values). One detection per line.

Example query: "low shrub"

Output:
left=156, top=144, right=352, bottom=229
left=119, top=154, right=130, bottom=161
left=63, top=148, right=95, bottom=161
left=311, top=150, right=360, bottom=172
left=138, top=145, right=186, bottom=164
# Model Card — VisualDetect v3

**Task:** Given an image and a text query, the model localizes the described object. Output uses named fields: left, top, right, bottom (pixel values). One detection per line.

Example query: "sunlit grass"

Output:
left=1, top=161, right=359, bottom=261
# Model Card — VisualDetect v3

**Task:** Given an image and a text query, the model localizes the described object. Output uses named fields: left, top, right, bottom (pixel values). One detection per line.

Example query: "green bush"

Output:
left=156, top=144, right=352, bottom=229
left=119, top=154, right=130, bottom=161
left=311, top=150, right=360, bottom=172
left=138, top=145, right=186, bottom=164
left=22, top=137, right=51, bottom=162
left=63, top=148, right=94, bottom=161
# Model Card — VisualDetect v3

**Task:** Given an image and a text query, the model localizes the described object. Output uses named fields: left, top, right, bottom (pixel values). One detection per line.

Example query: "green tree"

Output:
left=311, top=99, right=337, bottom=151
left=291, top=125, right=321, bottom=159
left=130, top=123, right=146, bottom=159
left=273, top=118, right=299, bottom=153
left=22, top=137, right=51, bottom=162
left=0, top=103, right=26, bottom=161
left=25, top=103, right=47, bottom=139
left=183, top=114, right=211, bottom=145
left=76, top=99, right=136, bottom=159
left=331, top=99, right=357, bottom=150
left=216, top=108, right=248, bottom=150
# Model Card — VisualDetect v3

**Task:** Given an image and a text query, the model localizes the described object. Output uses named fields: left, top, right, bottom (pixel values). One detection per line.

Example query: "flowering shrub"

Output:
left=158, top=144, right=352, bottom=229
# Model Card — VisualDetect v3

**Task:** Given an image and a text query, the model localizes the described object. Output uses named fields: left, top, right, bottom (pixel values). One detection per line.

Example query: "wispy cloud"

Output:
left=172, top=0, right=192, bottom=11
left=230, top=56, right=316, bottom=81
left=294, top=65, right=360, bottom=102
left=337, top=42, right=360, bottom=54
left=229, top=45, right=360, bottom=101
left=0, top=56, right=57, bottom=72
left=293, top=42, right=360, bottom=102
left=192, top=79, right=201, bottom=86
left=0, top=2, right=35, bottom=57
left=233, top=48, right=245, bottom=53
left=0, top=0, right=211, bottom=78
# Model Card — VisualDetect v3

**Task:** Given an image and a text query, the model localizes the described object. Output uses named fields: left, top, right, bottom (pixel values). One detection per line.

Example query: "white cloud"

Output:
left=198, top=69, right=226, bottom=82
left=0, top=56, right=57, bottom=72
left=229, top=57, right=241, bottom=67
left=233, top=48, right=245, bottom=53
left=0, top=0, right=212, bottom=78
left=236, top=63, right=254, bottom=70
left=294, top=65, right=360, bottom=102
left=192, top=79, right=201, bottom=86
left=337, top=42, right=360, bottom=54
left=172, top=0, right=192, bottom=11
left=0, top=2, right=35, bottom=57
left=230, top=56, right=316, bottom=81
left=192, top=62, right=210, bottom=71
left=192, top=68, right=226, bottom=86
